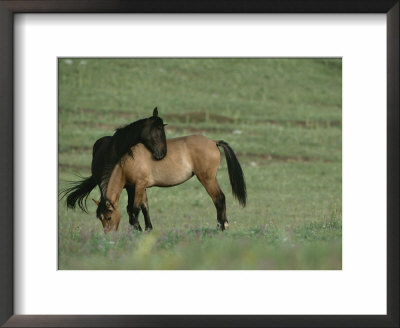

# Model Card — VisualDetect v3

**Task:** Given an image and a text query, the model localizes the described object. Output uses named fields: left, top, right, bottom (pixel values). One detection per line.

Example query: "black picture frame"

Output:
left=0, top=1, right=398, bottom=327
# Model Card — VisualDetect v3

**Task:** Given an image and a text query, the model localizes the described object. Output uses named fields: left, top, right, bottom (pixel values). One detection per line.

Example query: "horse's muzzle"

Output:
left=153, top=149, right=166, bottom=160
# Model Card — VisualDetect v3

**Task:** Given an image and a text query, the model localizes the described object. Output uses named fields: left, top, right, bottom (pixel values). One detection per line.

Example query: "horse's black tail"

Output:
left=60, top=176, right=97, bottom=213
left=216, top=140, right=247, bottom=207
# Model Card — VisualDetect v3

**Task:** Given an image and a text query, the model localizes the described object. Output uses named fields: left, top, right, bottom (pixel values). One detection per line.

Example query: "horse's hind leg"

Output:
left=141, top=190, right=153, bottom=231
left=197, top=176, right=228, bottom=231
left=126, top=186, right=142, bottom=231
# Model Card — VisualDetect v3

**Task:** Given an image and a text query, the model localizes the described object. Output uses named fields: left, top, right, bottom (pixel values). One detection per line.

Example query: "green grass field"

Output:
left=58, top=58, right=342, bottom=270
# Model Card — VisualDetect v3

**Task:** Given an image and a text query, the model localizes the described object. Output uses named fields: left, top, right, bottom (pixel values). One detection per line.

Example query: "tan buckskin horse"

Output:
left=93, top=135, right=247, bottom=233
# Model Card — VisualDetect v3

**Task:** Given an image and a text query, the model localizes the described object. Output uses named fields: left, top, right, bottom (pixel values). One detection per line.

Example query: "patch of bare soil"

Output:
left=237, top=152, right=335, bottom=163
left=62, top=108, right=340, bottom=129
left=60, top=146, right=91, bottom=152
left=59, top=163, right=89, bottom=170
left=164, top=112, right=235, bottom=124
left=68, top=107, right=137, bottom=118
left=70, top=121, right=115, bottom=130
left=166, top=125, right=233, bottom=135
left=258, top=119, right=341, bottom=128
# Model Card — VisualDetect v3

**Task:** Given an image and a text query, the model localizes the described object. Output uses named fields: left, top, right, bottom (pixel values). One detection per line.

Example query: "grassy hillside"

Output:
left=58, top=58, right=341, bottom=269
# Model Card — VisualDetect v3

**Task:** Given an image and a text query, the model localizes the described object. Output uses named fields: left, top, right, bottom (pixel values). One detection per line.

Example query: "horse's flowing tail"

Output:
left=61, top=176, right=97, bottom=212
left=217, top=140, right=247, bottom=207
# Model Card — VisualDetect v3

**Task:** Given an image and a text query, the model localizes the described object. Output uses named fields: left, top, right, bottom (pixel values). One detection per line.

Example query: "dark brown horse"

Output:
left=62, top=108, right=167, bottom=227
left=93, top=135, right=246, bottom=233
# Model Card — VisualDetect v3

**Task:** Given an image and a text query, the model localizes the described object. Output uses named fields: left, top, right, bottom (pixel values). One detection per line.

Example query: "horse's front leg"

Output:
left=126, top=185, right=142, bottom=231
left=134, top=185, right=153, bottom=231
left=141, top=190, right=153, bottom=231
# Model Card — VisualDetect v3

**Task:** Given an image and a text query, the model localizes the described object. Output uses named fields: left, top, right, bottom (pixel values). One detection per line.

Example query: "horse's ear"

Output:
left=92, top=199, right=99, bottom=206
left=105, top=200, right=113, bottom=210
left=153, top=107, right=158, bottom=117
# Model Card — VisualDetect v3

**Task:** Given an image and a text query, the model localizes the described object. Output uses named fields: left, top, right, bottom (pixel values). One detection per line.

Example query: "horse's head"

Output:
left=92, top=198, right=121, bottom=233
left=140, top=107, right=167, bottom=160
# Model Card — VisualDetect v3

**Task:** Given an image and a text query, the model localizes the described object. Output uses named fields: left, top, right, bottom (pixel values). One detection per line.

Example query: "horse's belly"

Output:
left=149, top=162, right=193, bottom=187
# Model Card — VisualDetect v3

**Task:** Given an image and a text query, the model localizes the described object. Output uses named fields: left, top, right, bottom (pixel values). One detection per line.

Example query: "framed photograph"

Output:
left=1, top=1, right=398, bottom=327
left=57, top=56, right=343, bottom=271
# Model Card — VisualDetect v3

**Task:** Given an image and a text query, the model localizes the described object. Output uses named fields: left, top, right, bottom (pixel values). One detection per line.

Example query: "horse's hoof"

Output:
left=217, top=222, right=229, bottom=231
left=145, top=227, right=153, bottom=232
left=132, top=224, right=142, bottom=232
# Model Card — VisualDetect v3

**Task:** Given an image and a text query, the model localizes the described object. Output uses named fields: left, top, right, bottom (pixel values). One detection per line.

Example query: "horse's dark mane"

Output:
left=112, top=118, right=147, bottom=161
left=99, top=163, right=118, bottom=198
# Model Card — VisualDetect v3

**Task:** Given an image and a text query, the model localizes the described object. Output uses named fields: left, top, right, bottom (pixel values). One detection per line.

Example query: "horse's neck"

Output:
left=114, top=120, right=144, bottom=158
left=105, top=164, right=125, bottom=205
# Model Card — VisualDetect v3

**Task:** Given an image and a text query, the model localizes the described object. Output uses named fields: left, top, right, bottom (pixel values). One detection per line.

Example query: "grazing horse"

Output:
left=93, top=135, right=246, bottom=233
left=61, top=108, right=168, bottom=227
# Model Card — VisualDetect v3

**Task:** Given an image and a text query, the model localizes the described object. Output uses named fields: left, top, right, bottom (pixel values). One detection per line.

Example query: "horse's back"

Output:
left=168, top=135, right=217, bottom=149
left=124, top=135, right=220, bottom=187
left=163, top=135, right=221, bottom=181
left=131, top=134, right=220, bottom=164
